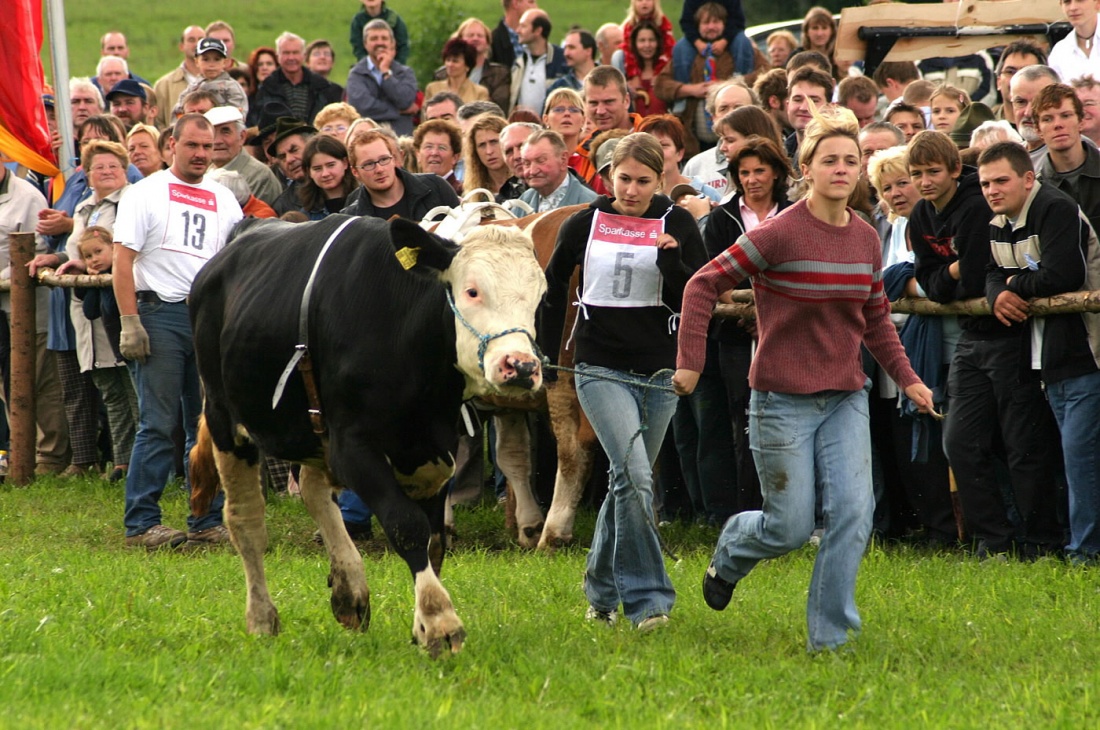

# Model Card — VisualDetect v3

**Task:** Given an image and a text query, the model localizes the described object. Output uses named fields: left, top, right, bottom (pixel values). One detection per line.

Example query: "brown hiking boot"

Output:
left=125, top=524, right=187, bottom=550
left=186, top=524, right=231, bottom=547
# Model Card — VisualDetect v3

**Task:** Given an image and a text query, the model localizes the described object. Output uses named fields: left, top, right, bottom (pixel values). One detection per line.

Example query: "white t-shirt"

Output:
left=113, top=169, right=243, bottom=302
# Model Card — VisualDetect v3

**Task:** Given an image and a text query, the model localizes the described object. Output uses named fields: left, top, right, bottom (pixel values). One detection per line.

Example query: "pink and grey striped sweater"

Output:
left=677, top=200, right=920, bottom=395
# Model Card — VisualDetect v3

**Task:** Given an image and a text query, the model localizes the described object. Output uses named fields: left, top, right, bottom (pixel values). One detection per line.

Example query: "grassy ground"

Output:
left=1, top=475, right=1099, bottom=728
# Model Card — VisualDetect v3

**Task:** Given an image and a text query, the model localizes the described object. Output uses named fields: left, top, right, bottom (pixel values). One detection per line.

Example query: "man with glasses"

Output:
left=994, top=41, right=1047, bottom=124
left=341, top=129, right=459, bottom=220
left=1072, top=74, right=1100, bottom=146
left=1008, top=64, right=1061, bottom=162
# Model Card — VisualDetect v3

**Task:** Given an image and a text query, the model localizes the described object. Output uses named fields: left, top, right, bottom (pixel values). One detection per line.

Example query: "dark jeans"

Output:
left=944, top=335, right=1063, bottom=551
left=672, top=368, right=737, bottom=525
left=717, top=342, right=761, bottom=513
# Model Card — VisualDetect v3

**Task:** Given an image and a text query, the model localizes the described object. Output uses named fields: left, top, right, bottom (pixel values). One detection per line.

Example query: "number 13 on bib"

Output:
left=581, top=210, right=664, bottom=308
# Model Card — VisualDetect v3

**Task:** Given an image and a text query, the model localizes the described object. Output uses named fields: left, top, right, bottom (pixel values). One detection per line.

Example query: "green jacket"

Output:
left=350, top=4, right=410, bottom=64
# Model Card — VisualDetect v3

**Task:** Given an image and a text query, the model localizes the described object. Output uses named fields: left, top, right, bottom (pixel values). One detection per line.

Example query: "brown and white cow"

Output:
left=188, top=215, right=545, bottom=657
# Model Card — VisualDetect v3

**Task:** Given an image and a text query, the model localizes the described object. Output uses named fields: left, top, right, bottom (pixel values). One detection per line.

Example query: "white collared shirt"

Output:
left=1049, top=27, right=1100, bottom=83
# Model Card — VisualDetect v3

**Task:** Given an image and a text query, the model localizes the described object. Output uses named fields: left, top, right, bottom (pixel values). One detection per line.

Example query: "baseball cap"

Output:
left=205, top=106, right=244, bottom=127
left=106, top=78, right=147, bottom=102
left=197, top=37, right=229, bottom=57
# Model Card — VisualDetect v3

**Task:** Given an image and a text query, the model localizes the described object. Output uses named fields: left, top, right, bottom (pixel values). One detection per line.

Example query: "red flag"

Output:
left=0, top=0, right=58, bottom=175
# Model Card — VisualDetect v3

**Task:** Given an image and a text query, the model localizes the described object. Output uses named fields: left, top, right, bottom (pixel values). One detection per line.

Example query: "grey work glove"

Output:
left=119, top=314, right=150, bottom=364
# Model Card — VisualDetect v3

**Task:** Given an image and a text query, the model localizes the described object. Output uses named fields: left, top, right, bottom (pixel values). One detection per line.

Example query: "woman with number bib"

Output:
left=673, top=107, right=935, bottom=651
left=539, top=132, right=707, bottom=631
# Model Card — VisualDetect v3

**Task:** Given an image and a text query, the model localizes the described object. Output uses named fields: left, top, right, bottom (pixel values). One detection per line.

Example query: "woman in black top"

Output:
left=540, top=132, right=707, bottom=631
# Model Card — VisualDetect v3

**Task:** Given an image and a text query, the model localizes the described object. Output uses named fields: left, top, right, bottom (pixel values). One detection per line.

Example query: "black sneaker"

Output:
left=702, top=562, right=736, bottom=611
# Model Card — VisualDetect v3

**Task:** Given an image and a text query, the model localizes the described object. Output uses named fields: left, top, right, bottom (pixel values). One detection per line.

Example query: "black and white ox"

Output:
left=188, top=215, right=545, bottom=657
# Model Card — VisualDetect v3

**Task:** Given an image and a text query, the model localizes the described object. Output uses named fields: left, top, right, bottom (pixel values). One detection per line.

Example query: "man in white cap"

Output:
left=204, top=106, right=283, bottom=205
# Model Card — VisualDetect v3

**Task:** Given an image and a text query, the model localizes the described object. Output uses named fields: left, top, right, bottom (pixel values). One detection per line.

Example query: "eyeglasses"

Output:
left=321, top=124, right=349, bottom=135
left=549, top=105, right=582, bottom=115
left=90, top=162, right=123, bottom=173
left=419, top=143, right=452, bottom=154
left=355, top=155, right=394, bottom=172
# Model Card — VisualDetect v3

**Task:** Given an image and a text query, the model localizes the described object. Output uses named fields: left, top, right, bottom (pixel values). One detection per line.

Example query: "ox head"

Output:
left=391, top=219, right=546, bottom=398
left=443, top=225, right=547, bottom=397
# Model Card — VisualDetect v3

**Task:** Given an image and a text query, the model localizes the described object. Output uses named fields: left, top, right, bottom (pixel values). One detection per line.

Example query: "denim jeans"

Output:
left=576, top=364, right=678, bottom=625
left=338, top=488, right=373, bottom=527
left=123, top=300, right=221, bottom=535
left=1046, top=370, right=1100, bottom=560
left=711, top=384, right=874, bottom=650
left=671, top=33, right=757, bottom=82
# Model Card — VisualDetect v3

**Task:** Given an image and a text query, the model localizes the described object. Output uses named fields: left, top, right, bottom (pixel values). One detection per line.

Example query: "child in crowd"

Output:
left=350, top=0, right=410, bottom=64
left=929, top=83, right=971, bottom=133
left=172, top=38, right=248, bottom=119
left=620, top=0, right=677, bottom=76
left=74, top=226, right=138, bottom=483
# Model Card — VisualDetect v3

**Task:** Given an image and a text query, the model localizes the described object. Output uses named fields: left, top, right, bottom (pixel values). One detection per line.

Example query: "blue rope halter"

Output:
left=444, top=288, right=541, bottom=372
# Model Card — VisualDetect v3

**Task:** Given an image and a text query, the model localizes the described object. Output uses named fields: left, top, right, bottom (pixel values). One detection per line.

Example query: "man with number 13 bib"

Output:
left=112, top=113, right=243, bottom=551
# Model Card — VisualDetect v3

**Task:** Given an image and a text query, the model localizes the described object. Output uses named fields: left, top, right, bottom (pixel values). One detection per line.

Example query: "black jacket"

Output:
left=909, top=167, right=1008, bottom=337
left=703, top=193, right=794, bottom=346
left=340, top=167, right=460, bottom=221
left=252, top=67, right=343, bottom=126
left=985, top=181, right=1100, bottom=383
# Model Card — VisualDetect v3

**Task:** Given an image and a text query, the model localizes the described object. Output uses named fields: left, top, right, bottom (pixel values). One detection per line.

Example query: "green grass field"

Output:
left=2, top=476, right=1099, bottom=728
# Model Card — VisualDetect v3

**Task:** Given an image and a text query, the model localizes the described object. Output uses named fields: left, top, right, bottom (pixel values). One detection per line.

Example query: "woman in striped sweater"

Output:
left=672, top=107, right=934, bottom=651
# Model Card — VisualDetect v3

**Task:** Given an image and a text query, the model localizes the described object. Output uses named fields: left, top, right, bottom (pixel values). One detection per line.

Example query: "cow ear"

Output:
left=389, top=218, right=459, bottom=272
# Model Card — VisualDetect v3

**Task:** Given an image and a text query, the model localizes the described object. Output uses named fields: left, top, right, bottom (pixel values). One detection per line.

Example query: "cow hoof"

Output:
left=247, top=606, right=281, bottom=636
left=331, top=591, right=371, bottom=632
left=537, top=532, right=573, bottom=552
left=518, top=522, right=544, bottom=549
left=413, top=607, right=465, bottom=658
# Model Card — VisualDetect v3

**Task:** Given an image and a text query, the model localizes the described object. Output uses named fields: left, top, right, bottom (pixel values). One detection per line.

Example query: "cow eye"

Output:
left=465, top=287, right=479, bottom=299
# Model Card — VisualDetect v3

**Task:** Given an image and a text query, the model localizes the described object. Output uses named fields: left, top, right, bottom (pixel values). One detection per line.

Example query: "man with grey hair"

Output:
left=93, top=56, right=129, bottom=96
left=518, top=129, right=596, bottom=214
left=69, top=78, right=104, bottom=134
left=254, top=30, right=343, bottom=125
left=153, top=25, right=205, bottom=131
left=595, top=23, right=623, bottom=68
left=1009, top=64, right=1062, bottom=161
left=205, top=106, right=282, bottom=205
left=346, top=19, right=418, bottom=136
left=681, top=79, right=758, bottom=196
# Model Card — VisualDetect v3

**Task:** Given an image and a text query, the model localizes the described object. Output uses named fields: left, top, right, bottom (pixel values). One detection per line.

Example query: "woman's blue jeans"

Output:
left=711, top=384, right=874, bottom=650
left=576, top=364, right=679, bottom=625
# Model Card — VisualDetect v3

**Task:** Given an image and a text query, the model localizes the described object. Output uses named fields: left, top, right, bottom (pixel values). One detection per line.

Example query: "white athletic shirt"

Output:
left=113, top=169, right=243, bottom=302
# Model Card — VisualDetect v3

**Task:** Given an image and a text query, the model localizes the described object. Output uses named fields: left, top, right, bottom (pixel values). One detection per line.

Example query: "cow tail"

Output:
left=189, top=414, right=221, bottom=517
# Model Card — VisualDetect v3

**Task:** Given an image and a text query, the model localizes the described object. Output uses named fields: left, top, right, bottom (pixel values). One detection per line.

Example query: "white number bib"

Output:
left=161, top=183, right=220, bottom=261
left=581, top=210, right=664, bottom=308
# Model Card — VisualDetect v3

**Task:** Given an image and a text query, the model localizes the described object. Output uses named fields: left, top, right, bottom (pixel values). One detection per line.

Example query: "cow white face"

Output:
left=443, top=227, right=546, bottom=398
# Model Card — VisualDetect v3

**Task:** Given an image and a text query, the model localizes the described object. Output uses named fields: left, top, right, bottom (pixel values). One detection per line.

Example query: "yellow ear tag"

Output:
left=395, top=246, right=420, bottom=270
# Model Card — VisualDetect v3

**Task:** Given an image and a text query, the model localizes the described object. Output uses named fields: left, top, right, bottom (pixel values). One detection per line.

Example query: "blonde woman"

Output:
left=675, top=107, right=934, bottom=650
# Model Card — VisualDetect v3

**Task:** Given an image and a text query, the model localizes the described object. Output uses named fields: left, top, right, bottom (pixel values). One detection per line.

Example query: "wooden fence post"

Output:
left=7, top=232, right=37, bottom=486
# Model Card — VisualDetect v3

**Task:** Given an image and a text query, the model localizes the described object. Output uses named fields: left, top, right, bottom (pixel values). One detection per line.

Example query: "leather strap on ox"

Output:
left=271, top=217, right=358, bottom=434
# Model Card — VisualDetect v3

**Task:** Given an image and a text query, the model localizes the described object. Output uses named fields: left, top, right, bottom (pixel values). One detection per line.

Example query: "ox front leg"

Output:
left=214, top=448, right=280, bottom=635
left=538, top=379, right=596, bottom=551
left=299, top=466, right=370, bottom=631
left=494, top=411, right=544, bottom=548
